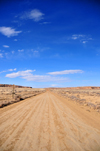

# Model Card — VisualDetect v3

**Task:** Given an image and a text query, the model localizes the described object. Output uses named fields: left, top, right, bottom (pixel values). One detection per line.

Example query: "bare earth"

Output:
left=0, top=91, right=100, bottom=151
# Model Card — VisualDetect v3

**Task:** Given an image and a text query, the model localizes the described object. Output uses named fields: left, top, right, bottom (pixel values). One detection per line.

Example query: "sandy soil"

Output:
left=0, top=91, right=100, bottom=151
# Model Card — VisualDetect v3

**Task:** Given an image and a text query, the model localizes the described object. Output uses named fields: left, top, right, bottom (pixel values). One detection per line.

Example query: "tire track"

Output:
left=0, top=91, right=100, bottom=151
left=0, top=94, right=46, bottom=150
left=49, top=92, right=100, bottom=151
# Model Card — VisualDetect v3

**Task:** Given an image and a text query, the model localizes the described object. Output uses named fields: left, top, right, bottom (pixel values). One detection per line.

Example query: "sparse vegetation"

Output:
left=0, top=86, right=45, bottom=108
left=49, top=87, right=100, bottom=112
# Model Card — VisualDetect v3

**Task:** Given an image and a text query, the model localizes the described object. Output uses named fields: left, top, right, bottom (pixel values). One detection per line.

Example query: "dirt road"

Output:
left=0, top=91, right=100, bottom=151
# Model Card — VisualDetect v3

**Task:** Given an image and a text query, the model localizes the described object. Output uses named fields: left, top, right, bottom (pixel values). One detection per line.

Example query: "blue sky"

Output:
left=0, top=0, right=100, bottom=88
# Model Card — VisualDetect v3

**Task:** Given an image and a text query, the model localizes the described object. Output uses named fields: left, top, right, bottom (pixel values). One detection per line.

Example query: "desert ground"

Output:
left=0, top=87, right=45, bottom=108
left=50, top=87, right=100, bottom=112
left=0, top=87, right=100, bottom=151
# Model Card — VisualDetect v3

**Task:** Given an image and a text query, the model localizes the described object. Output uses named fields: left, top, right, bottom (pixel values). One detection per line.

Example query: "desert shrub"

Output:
left=15, top=95, right=21, bottom=101
left=96, top=105, right=100, bottom=109
left=77, top=95, right=80, bottom=98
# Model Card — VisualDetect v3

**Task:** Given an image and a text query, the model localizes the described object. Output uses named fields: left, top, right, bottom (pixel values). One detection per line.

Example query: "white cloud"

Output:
left=0, top=71, right=5, bottom=74
left=3, top=45, right=9, bottom=48
left=82, top=41, right=87, bottom=44
left=29, top=9, right=44, bottom=21
left=34, top=50, right=39, bottom=54
left=33, top=50, right=39, bottom=57
left=72, top=34, right=85, bottom=40
left=8, top=68, right=16, bottom=71
left=14, top=39, right=17, bottom=41
left=0, top=27, right=22, bottom=37
left=0, top=68, right=17, bottom=74
left=72, top=36, right=78, bottom=40
left=22, top=75, right=68, bottom=82
left=5, top=69, right=69, bottom=82
left=47, top=70, right=83, bottom=75
left=51, top=84, right=57, bottom=87
left=12, top=51, right=15, bottom=54
left=71, top=34, right=93, bottom=44
left=78, top=35, right=85, bottom=37
left=20, top=9, right=44, bottom=22
left=8, top=69, right=13, bottom=71
left=0, top=53, right=3, bottom=58
left=6, top=70, right=35, bottom=78
left=18, top=49, right=24, bottom=52
left=40, top=22, right=51, bottom=25
left=88, top=38, right=93, bottom=40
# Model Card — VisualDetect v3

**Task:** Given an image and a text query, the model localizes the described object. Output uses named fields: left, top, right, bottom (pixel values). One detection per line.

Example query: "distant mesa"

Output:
left=66, top=86, right=100, bottom=89
left=48, top=86, right=100, bottom=90
left=0, top=84, right=32, bottom=88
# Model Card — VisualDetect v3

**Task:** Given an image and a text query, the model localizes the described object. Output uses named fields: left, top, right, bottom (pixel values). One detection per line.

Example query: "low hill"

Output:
left=0, top=84, right=32, bottom=88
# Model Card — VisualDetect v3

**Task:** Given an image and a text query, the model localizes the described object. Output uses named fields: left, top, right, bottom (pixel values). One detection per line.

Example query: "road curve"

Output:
left=0, top=91, right=100, bottom=151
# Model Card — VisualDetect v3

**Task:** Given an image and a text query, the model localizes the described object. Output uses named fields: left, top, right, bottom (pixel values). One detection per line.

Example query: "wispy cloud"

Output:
left=40, top=22, right=51, bottom=25
left=5, top=69, right=69, bottom=82
left=71, top=34, right=92, bottom=44
left=72, top=36, right=78, bottom=40
left=33, top=50, right=39, bottom=57
left=0, top=53, right=3, bottom=58
left=8, top=68, right=16, bottom=72
left=6, top=70, right=35, bottom=78
left=1, top=48, right=41, bottom=60
left=12, top=51, right=15, bottom=54
left=82, top=41, right=87, bottom=44
left=0, top=68, right=16, bottom=74
left=47, top=70, right=83, bottom=75
left=18, top=49, right=24, bottom=52
left=0, top=27, right=22, bottom=37
left=3, top=45, right=9, bottom=48
left=88, top=38, right=93, bottom=40
left=51, top=84, right=58, bottom=87
left=30, top=49, right=40, bottom=57
left=20, top=9, right=44, bottom=22
left=14, top=39, right=17, bottom=41
left=22, top=75, right=68, bottom=82
left=54, top=34, right=92, bottom=44
left=72, top=34, right=85, bottom=40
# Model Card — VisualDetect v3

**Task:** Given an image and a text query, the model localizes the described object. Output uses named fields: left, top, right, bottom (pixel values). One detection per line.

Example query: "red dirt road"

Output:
left=0, top=91, right=100, bottom=151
